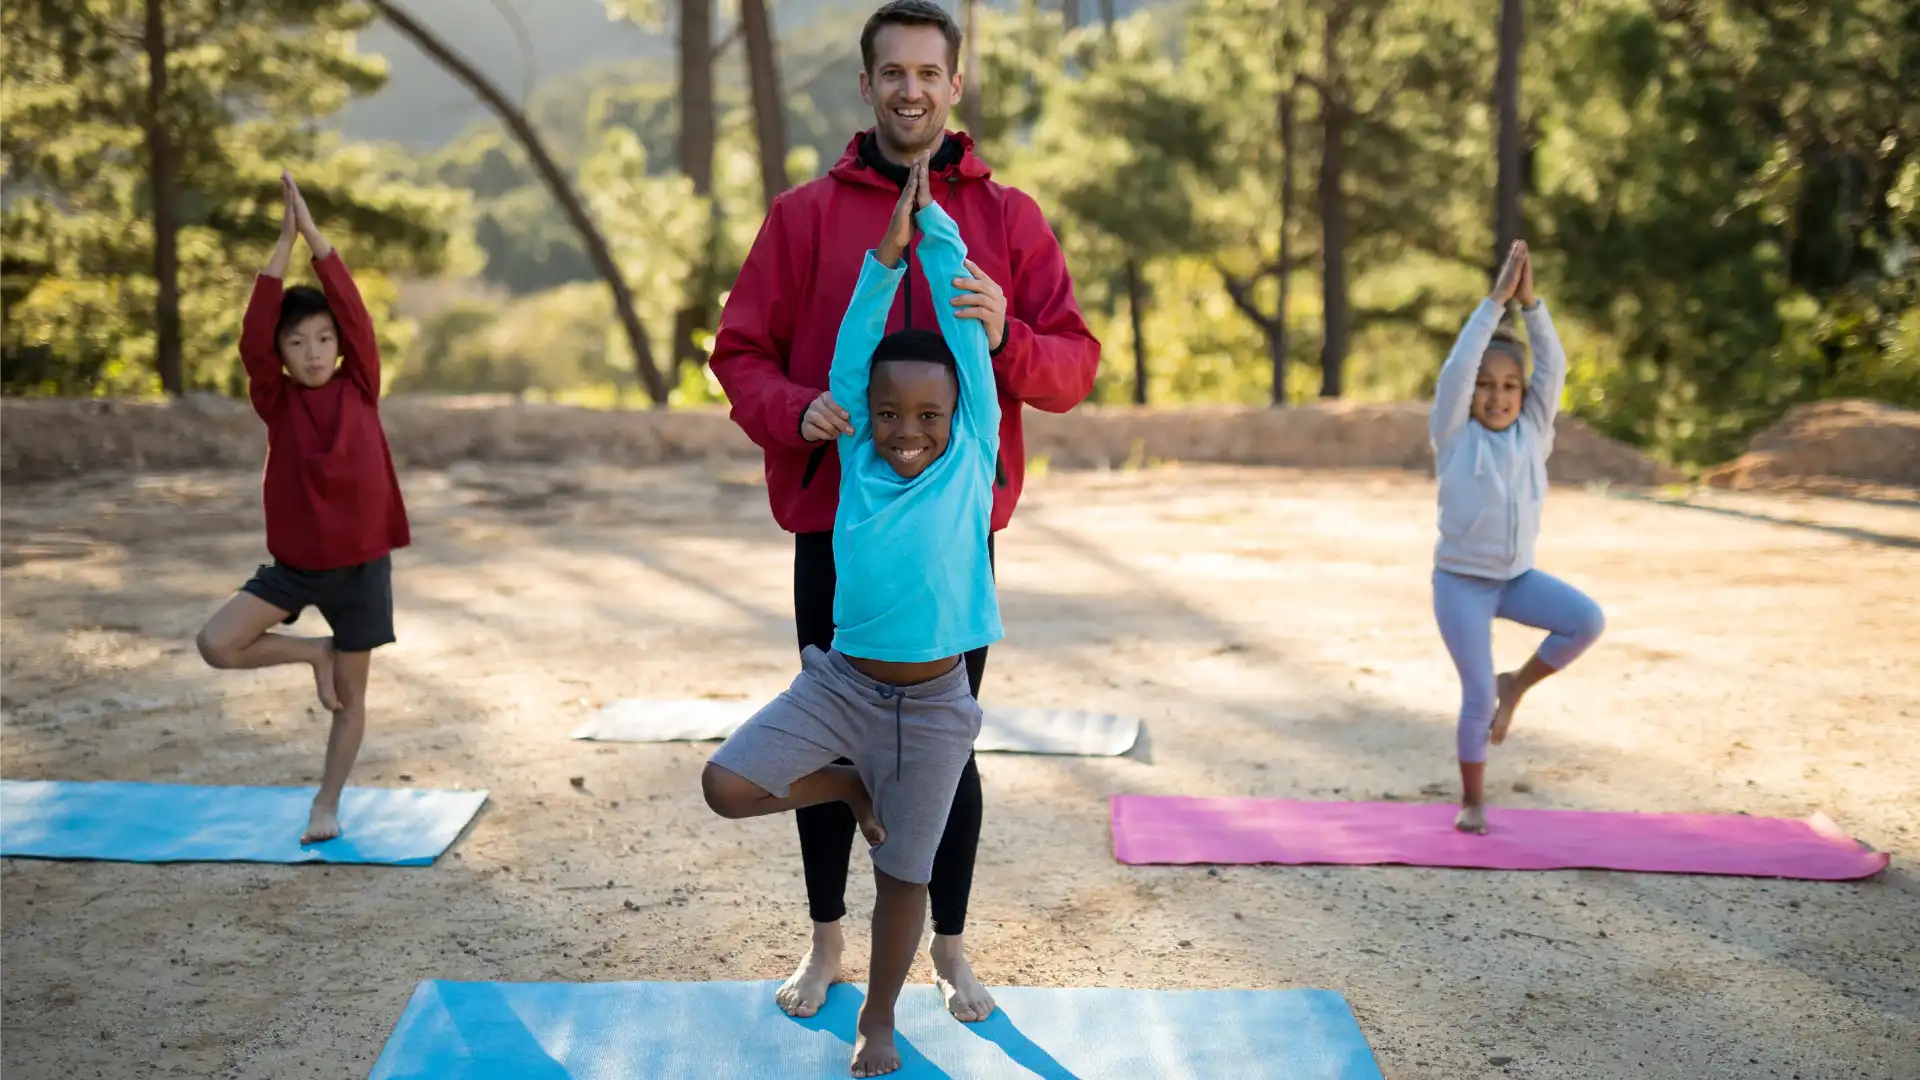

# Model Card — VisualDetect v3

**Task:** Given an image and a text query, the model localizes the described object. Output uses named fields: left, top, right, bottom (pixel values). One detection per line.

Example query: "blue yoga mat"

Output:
left=0, top=780, right=487, bottom=866
left=369, top=978, right=1383, bottom=1079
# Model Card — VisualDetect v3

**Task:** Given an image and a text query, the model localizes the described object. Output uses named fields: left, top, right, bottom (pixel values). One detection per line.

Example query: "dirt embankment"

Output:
left=0, top=396, right=1682, bottom=486
left=1706, top=400, right=1920, bottom=492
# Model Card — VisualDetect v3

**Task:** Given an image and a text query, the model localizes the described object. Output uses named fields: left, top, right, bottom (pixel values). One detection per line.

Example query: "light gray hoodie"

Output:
left=1428, top=297, right=1567, bottom=581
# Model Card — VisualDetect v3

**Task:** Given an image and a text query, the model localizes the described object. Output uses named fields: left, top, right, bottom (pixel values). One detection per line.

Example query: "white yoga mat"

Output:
left=572, top=699, right=1140, bottom=757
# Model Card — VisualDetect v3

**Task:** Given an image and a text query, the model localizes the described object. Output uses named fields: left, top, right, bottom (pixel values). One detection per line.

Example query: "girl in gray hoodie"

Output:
left=1430, top=241, right=1606, bottom=834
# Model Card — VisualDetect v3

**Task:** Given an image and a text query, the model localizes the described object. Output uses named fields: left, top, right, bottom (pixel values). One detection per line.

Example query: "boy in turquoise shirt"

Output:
left=701, top=153, right=1000, bottom=1077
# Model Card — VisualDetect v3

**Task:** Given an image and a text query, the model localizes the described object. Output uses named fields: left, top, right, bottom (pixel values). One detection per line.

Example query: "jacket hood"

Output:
left=827, top=129, right=994, bottom=190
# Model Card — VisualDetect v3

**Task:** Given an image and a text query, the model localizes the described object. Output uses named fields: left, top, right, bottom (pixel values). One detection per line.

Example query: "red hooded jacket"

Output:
left=710, top=131, right=1100, bottom=535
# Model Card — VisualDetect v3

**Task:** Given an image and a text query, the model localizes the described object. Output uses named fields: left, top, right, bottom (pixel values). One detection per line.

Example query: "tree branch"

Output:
left=1215, top=262, right=1280, bottom=334
left=371, top=0, right=669, bottom=405
left=711, top=21, right=742, bottom=64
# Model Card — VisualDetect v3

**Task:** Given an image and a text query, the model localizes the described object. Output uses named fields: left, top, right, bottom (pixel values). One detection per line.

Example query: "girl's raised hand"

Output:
left=1516, top=245, right=1537, bottom=308
left=1491, top=240, right=1527, bottom=305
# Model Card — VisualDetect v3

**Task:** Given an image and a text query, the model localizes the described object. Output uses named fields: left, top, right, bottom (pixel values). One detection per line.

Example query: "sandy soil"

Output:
left=2, top=463, right=1916, bottom=1080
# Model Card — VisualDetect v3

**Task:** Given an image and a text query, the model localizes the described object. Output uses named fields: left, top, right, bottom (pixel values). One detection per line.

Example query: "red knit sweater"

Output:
left=238, top=252, right=410, bottom=571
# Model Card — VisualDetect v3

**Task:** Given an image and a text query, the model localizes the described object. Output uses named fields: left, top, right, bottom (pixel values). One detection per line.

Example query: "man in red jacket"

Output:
left=709, top=0, right=1099, bottom=1035
left=195, top=172, right=409, bottom=849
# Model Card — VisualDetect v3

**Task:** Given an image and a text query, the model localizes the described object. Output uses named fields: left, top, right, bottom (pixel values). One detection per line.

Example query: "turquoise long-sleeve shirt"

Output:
left=828, top=203, right=1004, bottom=663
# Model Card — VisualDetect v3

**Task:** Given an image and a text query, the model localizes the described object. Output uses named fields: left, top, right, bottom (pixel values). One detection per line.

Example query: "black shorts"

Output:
left=240, top=555, right=395, bottom=653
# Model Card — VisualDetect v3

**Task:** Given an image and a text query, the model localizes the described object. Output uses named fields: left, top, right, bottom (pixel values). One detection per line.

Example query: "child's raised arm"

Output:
left=286, top=173, right=382, bottom=400
left=239, top=184, right=298, bottom=418
left=827, top=257, right=906, bottom=445
left=827, top=162, right=920, bottom=445
left=1430, top=300, right=1502, bottom=452
left=915, top=202, right=999, bottom=442
left=1515, top=251, right=1566, bottom=446
left=1431, top=241, right=1526, bottom=451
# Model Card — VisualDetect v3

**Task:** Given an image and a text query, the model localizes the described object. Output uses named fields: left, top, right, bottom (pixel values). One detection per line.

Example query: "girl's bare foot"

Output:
left=930, top=934, right=995, bottom=1022
left=850, top=1012, right=901, bottom=1077
left=1489, top=672, right=1520, bottom=745
left=774, top=921, right=843, bottom=1018
left=311, top=641, right=342, bottom=712
left=1455, top=803, right=1489, bottom=835
left=302, top=799, right=342, bottom=844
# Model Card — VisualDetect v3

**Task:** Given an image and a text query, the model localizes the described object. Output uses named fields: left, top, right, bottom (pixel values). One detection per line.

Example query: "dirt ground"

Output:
left=2, top=462, right=1916, bottom=1080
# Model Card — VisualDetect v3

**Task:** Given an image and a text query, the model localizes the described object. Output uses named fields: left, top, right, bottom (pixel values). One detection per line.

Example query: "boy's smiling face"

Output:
left=870, top=359, right=956, bottom=478
left=277, top=312, right=341, bottom=388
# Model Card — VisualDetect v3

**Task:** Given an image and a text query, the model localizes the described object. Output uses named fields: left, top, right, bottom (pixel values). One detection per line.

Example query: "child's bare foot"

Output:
left=302, top=799, right=342, bottom=844
left=1489, top=672, right=1520, bottom=745
left=850, top=1011, right=901, bottom=1077
left=842, top=780, right=886, bottom=847
left=312, top=641, right=342, bottom=712
left=774, top=921, right=843, bottom=1018
left=930, top=933, right=995, bottom=1022
left=1455, top=803, right=1489, bottom=835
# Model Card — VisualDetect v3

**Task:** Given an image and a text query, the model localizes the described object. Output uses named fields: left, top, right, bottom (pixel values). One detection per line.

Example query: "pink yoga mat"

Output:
left=1111, top=796, right=1889, bottom=881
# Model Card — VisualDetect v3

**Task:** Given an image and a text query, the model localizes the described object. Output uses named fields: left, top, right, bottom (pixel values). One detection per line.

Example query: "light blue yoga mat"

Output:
left=0, top=780, right=487, bottom=866
left=369, top=978, right=1383, bottom=1079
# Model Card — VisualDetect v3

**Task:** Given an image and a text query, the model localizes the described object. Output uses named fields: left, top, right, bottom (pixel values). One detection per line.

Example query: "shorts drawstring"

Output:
left=880, top=688, right=904, bottom=780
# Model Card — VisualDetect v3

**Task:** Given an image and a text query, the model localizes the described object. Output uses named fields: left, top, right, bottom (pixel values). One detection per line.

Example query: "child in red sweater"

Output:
left=195, top=172, right=410, bottom=845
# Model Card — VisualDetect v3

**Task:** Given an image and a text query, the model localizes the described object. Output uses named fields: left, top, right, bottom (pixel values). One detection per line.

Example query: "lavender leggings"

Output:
left=1433, top=567, right=1605, bottom=763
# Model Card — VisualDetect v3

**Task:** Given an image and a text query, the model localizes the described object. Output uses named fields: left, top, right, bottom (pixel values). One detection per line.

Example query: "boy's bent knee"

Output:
left=195, top=626, right=235, bottom=669
left=701, top=763, right=761, bottom=818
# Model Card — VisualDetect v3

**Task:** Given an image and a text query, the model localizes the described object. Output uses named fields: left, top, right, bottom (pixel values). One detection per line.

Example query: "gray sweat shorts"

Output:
left=708, top=646, right=982, bottom=884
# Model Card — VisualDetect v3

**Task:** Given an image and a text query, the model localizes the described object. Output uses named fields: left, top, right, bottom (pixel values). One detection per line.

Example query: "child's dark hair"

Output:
left=870, top=328, right=957, bottom=374
left=860, top=0, right=962, bottom=75
left=276, top=286, right=335, bottom=342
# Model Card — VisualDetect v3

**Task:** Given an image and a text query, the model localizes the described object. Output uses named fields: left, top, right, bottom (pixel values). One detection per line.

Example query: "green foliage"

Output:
left=1, top=0, right=472, bottom=396
left=7, top=0, right=1915, bottom=468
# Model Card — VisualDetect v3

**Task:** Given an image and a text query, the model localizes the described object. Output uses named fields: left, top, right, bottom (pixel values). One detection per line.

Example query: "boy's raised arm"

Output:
left=914, top=203, right=998, bottom=440
left=240, top=191, right=297, bottom=417
left=827, top=255, right=906, bottom=445
left=287, top=174, right=382, bottom=399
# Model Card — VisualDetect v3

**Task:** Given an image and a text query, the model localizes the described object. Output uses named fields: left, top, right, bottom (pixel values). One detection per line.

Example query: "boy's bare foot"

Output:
left=312, top=641, right=342, bottom=712
left=850, top=1013, right=901, bottom=1077
left=774, top=921, right=843, bottom=1018
left=1489, top=672, right=1520, bottom=745
left=930, top=933, right=995, bottom=1022
left=1455, top=803, right=1489, bottom=835
left=302, top=799, right=342, bottom=844
left=843, top=782, right=886, bottom=847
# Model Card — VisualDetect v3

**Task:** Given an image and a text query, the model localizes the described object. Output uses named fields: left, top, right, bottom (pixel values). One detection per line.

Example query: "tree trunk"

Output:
left=1061, top=0, right=1078, bottom=32
left=1124, top=259, right=1148, bottom=405
left=1274, top=84, right=1296, bottom=407
left=1098, top=0, right=1115, bottom=33
left=1316, top=7, right=1348, bottom=399
left=962, top=0, right=984, bottom=135
left=145, top=0, right=183, bottom=396
left=675, top=0, right=718, bottom=374
left=1492, top=0, right=1524, bottom=278
left=741, top=0, right=788, bottom=209
left=372, top=0, right=668, bottom=405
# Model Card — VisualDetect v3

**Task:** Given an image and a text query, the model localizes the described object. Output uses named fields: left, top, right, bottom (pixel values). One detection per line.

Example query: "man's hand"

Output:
left=876, top=153, right=927, bottom=268
left=951, top=258, right=1008, bottom=351
left=801, top=391, right=854, bottom=442
left=1490, top=240, right=1527, bottom=305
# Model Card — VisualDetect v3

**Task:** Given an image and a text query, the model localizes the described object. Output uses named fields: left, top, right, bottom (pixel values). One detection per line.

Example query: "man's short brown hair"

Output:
left=860, top=0, right=962, bottom=76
